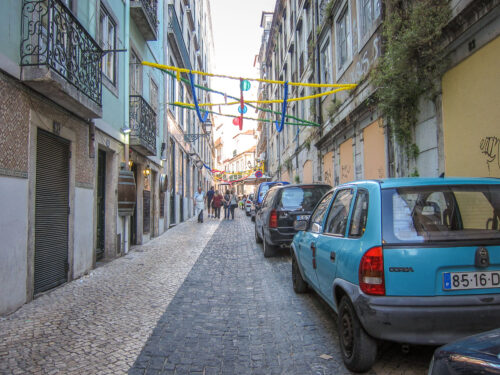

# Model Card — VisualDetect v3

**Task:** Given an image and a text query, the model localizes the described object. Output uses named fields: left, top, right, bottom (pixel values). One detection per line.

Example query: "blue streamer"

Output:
left=189, top=72, right=209, bottom=123
left=275, top=82, right=289, bottom=132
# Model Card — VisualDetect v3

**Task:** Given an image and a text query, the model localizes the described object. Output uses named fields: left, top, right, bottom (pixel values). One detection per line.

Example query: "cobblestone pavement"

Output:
left=129, top=210, right=435, bottom=375
left=0, top=216, right=220, bottom=375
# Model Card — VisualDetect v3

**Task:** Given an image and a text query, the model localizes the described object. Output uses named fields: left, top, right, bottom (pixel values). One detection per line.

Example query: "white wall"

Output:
left=73, top=187, right=94, bottom=278
left=0, top=176, right=28, bottom=315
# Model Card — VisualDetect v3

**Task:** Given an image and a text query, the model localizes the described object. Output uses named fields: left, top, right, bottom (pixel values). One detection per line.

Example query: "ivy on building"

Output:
left=372, top=0, right=451, bottom=159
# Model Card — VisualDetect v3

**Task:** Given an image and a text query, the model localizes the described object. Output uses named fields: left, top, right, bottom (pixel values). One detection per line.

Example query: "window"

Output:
left=168, top=70, right=176, bottom=114
left=150, top=79, right=159, bottom=135
left=336, top=4, right=350, bottom=73
left=320, top=37, right=332, bottom=89
left=349, top=189, right=369, bottom=237
left=382, top=185, right=500, bottom=244
left=309, top=192, right=333, bottom=233
left=99, top=5, right=116, bottom=84
left=179, top=83, right=185, bottom=128
left=325, top=189, right=354, bottom=235
left=130, top=50, right=142, bottom=95
left=359, top=0, right=381, bottom=40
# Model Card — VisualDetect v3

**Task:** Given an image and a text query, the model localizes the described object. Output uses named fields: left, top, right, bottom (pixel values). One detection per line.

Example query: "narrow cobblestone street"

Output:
left=1, top=211, right=435, bottom=375
left=0, top=218, right=220, bottom=375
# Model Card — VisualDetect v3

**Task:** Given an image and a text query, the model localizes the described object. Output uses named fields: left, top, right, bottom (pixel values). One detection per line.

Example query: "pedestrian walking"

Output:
left=212, top=190, right=222, bottom=219
left=193, top=187, right=205, bottom=223
left=223, top=189, right=231, bottom=219
left=229, top=189, right=238, bottom=220
left=206, top=186, right=215, bottom=218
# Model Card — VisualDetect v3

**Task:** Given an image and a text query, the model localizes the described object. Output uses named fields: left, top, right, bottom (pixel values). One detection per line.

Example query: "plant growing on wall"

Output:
left=294, top=175, right=301, bottom=183
left=371, top=0, right=451, bottom=160
left=285, top=157, right=293, bottom=171
left=326, top=98, right=341, bottom=119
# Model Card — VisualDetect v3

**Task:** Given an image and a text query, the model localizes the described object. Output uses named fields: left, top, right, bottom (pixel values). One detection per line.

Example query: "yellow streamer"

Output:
left=142, top=61, right=357, bottom=89
left=173, top=87, right=348, bottom=108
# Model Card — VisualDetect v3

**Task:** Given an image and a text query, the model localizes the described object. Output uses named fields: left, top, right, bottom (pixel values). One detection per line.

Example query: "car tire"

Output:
left=255, top=224, right=263, bottom=244
left=251, top=215, right=255, bottom=222
left=263, top=238, right=276, bottom=258
left=246, top=211, right=250, bottom=216
left=338, top=296, right=377, bottom=373
left=292, top=255, right=308, bottom=293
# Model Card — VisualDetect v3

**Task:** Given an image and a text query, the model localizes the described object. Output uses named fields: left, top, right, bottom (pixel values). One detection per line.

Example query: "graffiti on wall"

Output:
left=341, top=164, right=351, bottom=181
left=480, top=136, right=500, bottom=175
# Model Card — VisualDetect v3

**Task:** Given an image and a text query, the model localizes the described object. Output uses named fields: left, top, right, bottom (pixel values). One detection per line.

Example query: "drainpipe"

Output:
left=123, top=0, right=131, bottom=254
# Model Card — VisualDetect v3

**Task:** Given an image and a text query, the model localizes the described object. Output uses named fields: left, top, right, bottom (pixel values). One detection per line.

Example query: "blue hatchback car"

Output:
left=291, top=178, right=500, bottom=372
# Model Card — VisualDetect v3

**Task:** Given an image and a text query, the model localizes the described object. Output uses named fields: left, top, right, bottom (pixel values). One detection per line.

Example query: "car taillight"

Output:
left=269, top=209, right=278, bottom=228
left=359, top=246, right=385, bottom=296
left=246, top=200, right=251, bottom=204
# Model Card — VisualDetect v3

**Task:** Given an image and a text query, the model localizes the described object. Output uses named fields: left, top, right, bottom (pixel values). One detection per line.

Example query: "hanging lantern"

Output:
left=240, top=80, right=251, bottom=91
left=238, top=105, right=248, bottom=114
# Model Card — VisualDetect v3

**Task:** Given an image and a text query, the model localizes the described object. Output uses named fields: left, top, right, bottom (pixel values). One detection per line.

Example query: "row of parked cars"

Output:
left=249, top=178, right=500, bottom=373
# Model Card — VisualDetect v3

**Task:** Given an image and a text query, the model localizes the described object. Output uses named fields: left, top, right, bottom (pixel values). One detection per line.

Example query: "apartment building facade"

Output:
left=257, top=0, right=500, bottom=186
left=0, top=0, right=214, bottom=316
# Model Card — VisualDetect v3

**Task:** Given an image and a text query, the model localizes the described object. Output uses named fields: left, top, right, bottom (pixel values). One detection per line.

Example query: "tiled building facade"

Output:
left=0, top=0, right=214, bottom=315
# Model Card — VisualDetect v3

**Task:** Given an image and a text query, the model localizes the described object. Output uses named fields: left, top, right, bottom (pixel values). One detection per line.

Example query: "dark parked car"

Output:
left=251, top=181, right=289, bottom=222
left=255, top=184, right=331, bottom=257
left=429, top=328, right=500, bottom=375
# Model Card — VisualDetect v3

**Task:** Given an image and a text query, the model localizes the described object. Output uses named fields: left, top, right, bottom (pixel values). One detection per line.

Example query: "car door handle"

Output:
left=310, top=243, right=316, bottom=257
left=330, top=251, right=336, bottom=262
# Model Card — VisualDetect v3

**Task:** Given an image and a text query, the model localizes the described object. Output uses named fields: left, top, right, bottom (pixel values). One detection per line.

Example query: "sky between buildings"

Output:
left=210, top=0, right=275, bottom=160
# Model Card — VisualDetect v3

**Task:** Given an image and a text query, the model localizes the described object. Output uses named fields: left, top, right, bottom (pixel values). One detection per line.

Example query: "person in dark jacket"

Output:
left=212, top=191, right=222, bottom=219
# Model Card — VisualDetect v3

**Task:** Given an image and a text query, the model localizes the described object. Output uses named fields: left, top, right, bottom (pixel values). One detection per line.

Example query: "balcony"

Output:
left=129, top=95, right=157, bottom=156
left=167, top=4, right=192, bottom=71
left=20, top=0, right=102, bottom=118
left=130, top=0, right=158, bottom=41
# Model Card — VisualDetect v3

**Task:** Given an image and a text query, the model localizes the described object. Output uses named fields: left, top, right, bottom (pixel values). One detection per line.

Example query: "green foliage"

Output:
left=294, top=175, right=301, bottom=183
left=371, top=0, right=451, bottom=157
left=410, top=169, right=420, bottom=177
left=285, top=157, right=293, bottom=171
left=326, top=98, right=341, bottom=118
left=304, top=137, right=311, bottom=151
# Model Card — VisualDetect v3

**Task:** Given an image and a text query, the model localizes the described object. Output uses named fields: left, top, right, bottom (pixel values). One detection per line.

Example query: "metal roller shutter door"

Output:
left=34, top=129, right=70, bottom=294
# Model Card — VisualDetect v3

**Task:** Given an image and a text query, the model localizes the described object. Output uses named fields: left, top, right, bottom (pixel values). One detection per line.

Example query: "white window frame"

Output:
left=99, top=4, right=117, bottom=85
left=335, top=1, right=352, bottom=79
left=356, top=0, right=381, bottom=51
left=320, top=36, right=332, bottom=91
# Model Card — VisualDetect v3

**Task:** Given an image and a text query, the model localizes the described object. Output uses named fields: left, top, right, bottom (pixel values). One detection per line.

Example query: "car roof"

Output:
left=337, top=177, right=500, bottom=189
left=269, top=183, right=332, bottom=191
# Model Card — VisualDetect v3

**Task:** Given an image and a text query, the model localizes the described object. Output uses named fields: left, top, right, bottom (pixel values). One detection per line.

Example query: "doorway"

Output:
left=96, top=149, right=106, bottom=261
left=130, top=163, right=138, bottom=245
left=34, top=129, right=70, bottom=294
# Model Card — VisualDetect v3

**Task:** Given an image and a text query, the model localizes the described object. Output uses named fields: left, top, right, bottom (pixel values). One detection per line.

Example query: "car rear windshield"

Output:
left=382, top=185, right=500, bottom=244
left=278, top=186, right=330, bottom=211
left=259, top=185, right=270, bottom=200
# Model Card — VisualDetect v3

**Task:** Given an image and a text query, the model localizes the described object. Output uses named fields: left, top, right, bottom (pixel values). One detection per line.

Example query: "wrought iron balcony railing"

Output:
left=130, top=0, right=158, bottom=41
left=21, top=0, right=102, bottom=106
left=167, top=4, right=192, bottom=71
left=129, top=95, right=157, bottom=156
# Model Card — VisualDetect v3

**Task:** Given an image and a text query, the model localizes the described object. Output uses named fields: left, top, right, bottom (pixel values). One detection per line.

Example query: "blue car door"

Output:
left=296, top=192, right=333, bottom=287
left=315, top=188, right=355, bottom=303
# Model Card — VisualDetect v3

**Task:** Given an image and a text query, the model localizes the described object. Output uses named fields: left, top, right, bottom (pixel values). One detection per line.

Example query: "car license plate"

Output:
left=443, top=271, right=500, bottom=290
left=297, top=215, right=310, bottom=221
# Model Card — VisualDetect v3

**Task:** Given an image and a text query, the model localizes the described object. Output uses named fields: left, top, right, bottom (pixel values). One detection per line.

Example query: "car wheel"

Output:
left=251, top=214, right=255, bottom=222
left=255, top=224, right=262, bottom=244
left=338, top=296, right=377, bottom=373
left=263, top=237, right=276, bottom=258
left=292, top=255, right=307, bottom=293
left=246, top=211, right=250, bottom=216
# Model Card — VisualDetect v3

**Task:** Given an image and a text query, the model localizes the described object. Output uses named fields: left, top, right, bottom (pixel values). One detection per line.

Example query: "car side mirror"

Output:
left=311, top=223, right=322, bottom=233
left=294, top=220, right=308, bottom=231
